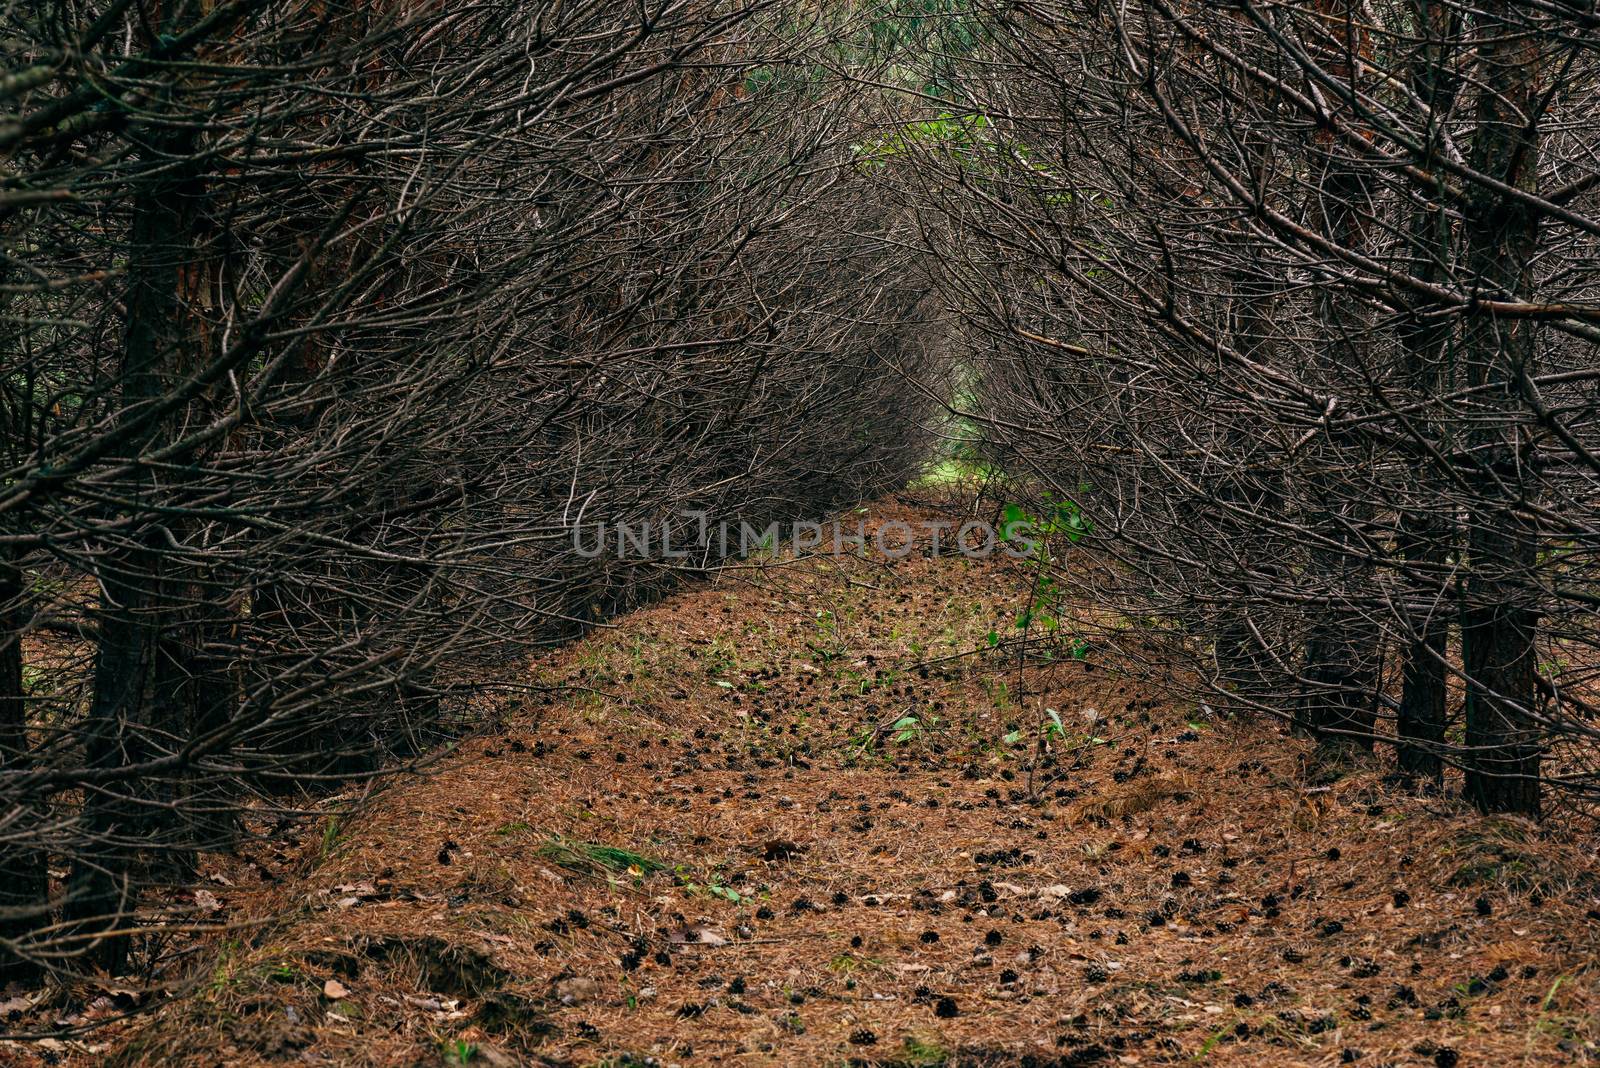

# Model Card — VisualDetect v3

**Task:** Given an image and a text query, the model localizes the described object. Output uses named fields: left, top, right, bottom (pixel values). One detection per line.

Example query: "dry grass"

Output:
left=1074, top=773, right=1193, bottom=821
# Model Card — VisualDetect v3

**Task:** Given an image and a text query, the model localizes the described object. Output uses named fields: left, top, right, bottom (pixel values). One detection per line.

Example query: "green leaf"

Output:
left=1000, top=502, right=1030, bottom=541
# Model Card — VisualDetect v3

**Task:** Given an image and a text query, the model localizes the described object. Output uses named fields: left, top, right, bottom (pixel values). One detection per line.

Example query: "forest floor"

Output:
left=12, top=499, right=1600, bottom=1067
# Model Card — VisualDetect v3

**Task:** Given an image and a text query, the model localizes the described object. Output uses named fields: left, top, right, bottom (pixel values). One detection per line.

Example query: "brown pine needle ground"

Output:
left=15, top=501, right=1600, bottom=1067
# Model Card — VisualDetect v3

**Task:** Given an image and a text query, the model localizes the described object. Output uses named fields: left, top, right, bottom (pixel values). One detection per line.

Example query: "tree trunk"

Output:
left=1214, top=257, right=1280, bottom=707
left=1393, top=0, right=1461, bottom=781
left=1459, top=0, right=1544, bottom=816
left=1301, top=14, right=1379, bottom=757
left=63, top=119, right=201, bottom=970
left=1394, top=515, right=1449, bottom=778
left=0, top=549, right=46, bottom=982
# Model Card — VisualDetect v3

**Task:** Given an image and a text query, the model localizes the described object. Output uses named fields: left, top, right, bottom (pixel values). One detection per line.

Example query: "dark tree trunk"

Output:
left=1393, top=0, right=1461, bottom=781
left=63, top=117, right=202, bottom=970
left=0, top=550, right=46, bottom=982
left=1394, top=515, right=1449, bottom=779
left=1459, top=0, right=1544, bottom=817
left=1302, top=35, right=1379, bottom=757
left=1214, top=260, right=1280, bottom=706
left=173, top=587, right=244, bottom=854
left=1462, top=533, right=1541, bottom=815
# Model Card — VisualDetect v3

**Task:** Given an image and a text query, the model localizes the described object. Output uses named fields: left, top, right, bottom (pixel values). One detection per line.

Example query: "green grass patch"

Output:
left=536, top=835, right=664, bottom=877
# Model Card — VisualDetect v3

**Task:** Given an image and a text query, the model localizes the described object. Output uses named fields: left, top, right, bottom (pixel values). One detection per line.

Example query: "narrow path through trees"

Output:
left=61, top=501, right=1600, bottom=1067
left=4, top=0, right=1600, bottom=1048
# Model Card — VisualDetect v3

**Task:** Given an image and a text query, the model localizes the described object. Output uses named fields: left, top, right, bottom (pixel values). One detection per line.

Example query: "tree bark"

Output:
left=1393, top=0, right=1462, bottom=781
left=63, top=119, right=202, bottom=970
left=0, top=549, right=45, bottom=982
left=1301, top=5, right=1379, bottom=758
left=1459, top=0, right=1544, bottom=816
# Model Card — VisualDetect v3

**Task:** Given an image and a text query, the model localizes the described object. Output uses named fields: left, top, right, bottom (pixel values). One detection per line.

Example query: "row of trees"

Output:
left=899, top=0, right=1599, bottom=817
left=11, top=0, right=1591, bottom=996
left=0, top=0, right=939, bottom=983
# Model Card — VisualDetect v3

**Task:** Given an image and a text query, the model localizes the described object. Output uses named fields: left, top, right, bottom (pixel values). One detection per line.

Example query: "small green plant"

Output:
left=704, top=638, right=738, bottom=677
left=1000, top=495, right=1093, bottom=636
left=828, top=952, right=860, bottom=974
left=1043, top=707, right=1067, bottom=740
left=672, top=862, right=744, bottom=903
left=20, top=665, right=50, bottom=696
left=537, top=836, right=664, bottom=879
left=317, top=815, right=343, bottom=861
left=807, top=609, right=847, bottom=663
left=892, top=715, right=930, bottom=743
left=899, top=1034, right=951, bottom=1066
left=1194, top=1023, right=1230, bottom=1059
left=263, top=961, right=300, bottom=984
left=682, top=879, right=742, bottom=904
left=441, top=1038, right=477, bottom=1065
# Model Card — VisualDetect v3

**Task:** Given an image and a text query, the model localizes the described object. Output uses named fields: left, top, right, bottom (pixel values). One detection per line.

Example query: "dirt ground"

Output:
left=7, top=499, right=1599, bottom=1067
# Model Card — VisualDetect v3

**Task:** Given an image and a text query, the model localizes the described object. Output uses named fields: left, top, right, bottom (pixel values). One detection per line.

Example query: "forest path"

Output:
left=104, top=501, right=1597, bottom=1067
